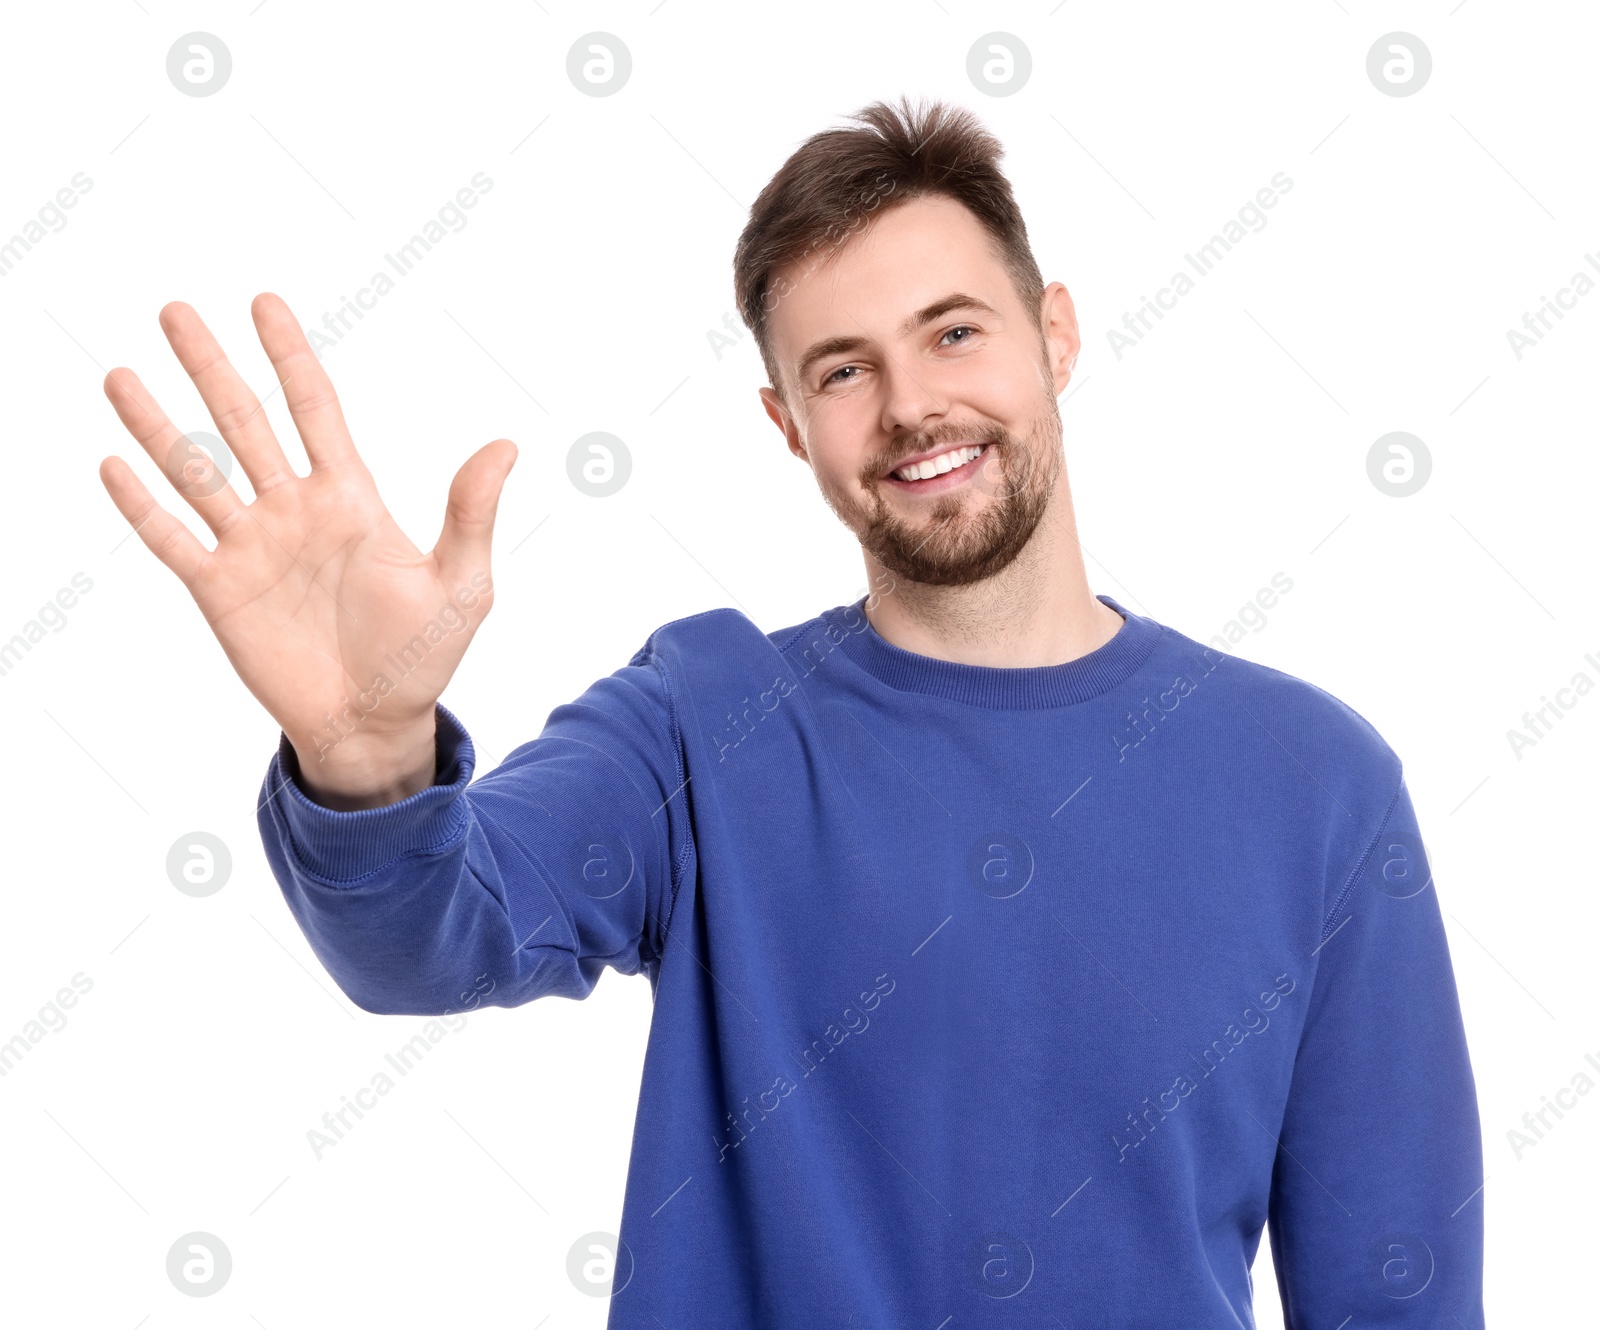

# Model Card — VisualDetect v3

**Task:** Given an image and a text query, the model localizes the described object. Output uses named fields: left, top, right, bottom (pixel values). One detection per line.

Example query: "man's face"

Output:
left=758, top=193, right=1081, bottom=589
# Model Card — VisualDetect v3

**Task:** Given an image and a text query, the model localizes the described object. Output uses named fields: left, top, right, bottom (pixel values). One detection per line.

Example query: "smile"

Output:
left=882, top=442, right=991, bottom=493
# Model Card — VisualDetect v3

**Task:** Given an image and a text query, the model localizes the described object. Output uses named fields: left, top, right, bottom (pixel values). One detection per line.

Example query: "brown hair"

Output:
left=732, top=95, right=1047, bottom=404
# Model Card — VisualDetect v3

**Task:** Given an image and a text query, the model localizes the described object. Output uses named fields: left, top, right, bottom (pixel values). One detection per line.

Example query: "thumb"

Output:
left=433, top=438, right=517, bottom=589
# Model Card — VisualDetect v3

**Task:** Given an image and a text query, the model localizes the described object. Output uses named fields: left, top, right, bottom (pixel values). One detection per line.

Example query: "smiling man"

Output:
left=751, top=170, right=1116, bottom=655
left=100, top=97, right=1484, bottom=1327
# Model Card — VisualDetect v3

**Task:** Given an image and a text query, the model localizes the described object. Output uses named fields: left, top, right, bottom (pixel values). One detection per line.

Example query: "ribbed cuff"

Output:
left=265, top=702, right=475, bottom=885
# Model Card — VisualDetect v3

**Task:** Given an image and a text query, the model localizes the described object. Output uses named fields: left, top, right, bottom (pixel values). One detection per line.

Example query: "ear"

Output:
left=759, top=385, right=810, bottom=463
left=1039, top=282, right=1081, bottom=396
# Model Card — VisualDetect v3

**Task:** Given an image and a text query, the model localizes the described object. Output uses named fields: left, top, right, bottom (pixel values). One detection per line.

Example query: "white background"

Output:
left=0, top=1, right=1593, bottom=1324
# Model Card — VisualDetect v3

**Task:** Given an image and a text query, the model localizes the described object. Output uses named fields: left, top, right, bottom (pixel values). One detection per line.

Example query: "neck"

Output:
left=860, top=468, right=1124, bottom=668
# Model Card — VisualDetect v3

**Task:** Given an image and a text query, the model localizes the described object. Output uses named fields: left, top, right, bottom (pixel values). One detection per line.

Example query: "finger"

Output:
left=158, top=301, right=297, bottom=496
left=98, top=455, right=210, bottom=589
left=433, top=439, right=517, bottom=589
left=250, top=291, right=361, bottom=470
left=103, top=366, right=247, bottom=538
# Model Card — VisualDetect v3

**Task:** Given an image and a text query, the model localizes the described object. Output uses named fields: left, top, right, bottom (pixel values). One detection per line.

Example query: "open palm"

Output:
left=98, top=294, right=516, bottom=801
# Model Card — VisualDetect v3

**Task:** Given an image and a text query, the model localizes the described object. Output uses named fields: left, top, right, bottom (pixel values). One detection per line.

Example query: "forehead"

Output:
left=766, top=194, right=1010, bottom=357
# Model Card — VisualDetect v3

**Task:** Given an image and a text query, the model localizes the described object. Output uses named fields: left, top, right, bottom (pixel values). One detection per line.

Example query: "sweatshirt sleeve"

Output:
left=1266, top=773, right=1485, bottom=1326
left=254, top=654, right=690, bottom=1016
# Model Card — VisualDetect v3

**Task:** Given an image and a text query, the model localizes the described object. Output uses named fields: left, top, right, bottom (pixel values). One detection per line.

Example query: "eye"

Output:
left=823, top=364, right=860, bottom=386
left=941, top=324, right=978, bottom=345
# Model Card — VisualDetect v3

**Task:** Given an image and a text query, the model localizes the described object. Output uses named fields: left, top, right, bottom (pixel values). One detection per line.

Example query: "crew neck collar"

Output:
left=820, top=593, right=1163, bottom=710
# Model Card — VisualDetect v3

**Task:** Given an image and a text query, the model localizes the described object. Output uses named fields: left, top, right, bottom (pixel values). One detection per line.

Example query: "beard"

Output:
left=816, top=401, right=1063, bottom=588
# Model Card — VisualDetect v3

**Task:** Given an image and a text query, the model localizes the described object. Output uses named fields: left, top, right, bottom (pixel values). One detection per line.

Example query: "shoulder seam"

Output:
left=630, top=645, right=695, bottom=951
left=773, top=614, right=830, bottom=656
left=1317, top=763, right=1406, bottom=943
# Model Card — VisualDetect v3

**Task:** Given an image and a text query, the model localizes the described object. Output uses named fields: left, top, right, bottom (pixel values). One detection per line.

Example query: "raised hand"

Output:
left=98, top=294, right=517, bottom=809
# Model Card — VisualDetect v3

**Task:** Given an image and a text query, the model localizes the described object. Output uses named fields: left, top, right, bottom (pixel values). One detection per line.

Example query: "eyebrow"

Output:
left=792, top=292, right=1001, bottom=386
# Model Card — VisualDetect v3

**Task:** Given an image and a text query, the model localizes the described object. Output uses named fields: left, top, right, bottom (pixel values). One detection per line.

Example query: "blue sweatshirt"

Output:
left=257, top=593, right=1485, bottom=1327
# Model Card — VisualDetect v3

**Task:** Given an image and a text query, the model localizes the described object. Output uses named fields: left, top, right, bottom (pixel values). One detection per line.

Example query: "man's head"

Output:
left=733, top=97, right=1081, bottom=590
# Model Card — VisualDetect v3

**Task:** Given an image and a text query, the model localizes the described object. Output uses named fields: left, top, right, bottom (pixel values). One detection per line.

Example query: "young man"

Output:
left=98, top=98, right=1484, bottom=1326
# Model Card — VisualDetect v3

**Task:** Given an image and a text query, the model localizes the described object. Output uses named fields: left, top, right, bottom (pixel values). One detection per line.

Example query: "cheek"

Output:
left=804, top=401, right=873, bottom=471
left=913, top=343, right=1027, bottom=417
left=974, top=347, right=1045, bottom=400
left=825, top=450, right=870, bottom=492
left=812, top=440, right=877, bottom=498
left=969, top=362, right=1054, bottom=433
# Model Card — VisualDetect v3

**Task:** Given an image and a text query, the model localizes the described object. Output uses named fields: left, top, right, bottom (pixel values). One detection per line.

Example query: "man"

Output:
left=98, top=96, right=1484, bottom=1326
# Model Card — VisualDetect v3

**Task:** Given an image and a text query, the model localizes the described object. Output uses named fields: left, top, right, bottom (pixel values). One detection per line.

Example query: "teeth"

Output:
left=894, top=444, right=984, bottom=482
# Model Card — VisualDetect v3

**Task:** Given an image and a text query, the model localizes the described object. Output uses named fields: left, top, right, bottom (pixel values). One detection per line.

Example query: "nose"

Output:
left=877, top=353, right=949, bottom=442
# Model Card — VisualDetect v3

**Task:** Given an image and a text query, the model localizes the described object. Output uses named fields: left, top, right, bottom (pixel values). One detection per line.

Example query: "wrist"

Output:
left=290, top=714, right=440, bottom=811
